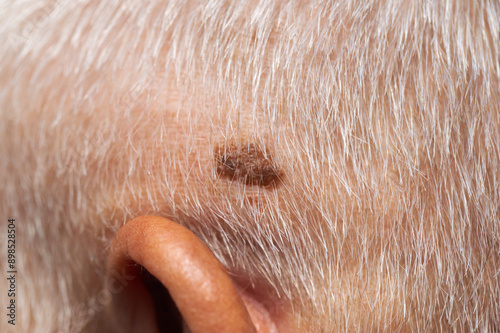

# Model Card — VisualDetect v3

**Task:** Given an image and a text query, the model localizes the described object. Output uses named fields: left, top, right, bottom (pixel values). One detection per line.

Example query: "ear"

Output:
left=104, top=215, right=258, bottom=333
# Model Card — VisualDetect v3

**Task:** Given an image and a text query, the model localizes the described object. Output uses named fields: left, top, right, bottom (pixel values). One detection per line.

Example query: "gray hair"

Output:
left=1, top=0, right=499, bottom=331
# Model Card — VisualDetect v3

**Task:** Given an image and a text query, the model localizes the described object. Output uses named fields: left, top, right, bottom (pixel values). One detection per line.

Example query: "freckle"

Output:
left=214, top=142, right=283, bottom=187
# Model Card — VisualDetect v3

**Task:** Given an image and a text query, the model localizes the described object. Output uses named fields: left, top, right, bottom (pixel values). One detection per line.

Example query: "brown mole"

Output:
left=214, top=142, right=283, bottom=187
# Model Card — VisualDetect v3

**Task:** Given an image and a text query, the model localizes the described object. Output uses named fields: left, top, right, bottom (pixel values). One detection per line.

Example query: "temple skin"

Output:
left=1, top=0, right=500, bottom=332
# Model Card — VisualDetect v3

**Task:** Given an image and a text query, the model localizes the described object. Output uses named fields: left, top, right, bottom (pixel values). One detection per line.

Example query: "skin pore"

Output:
left=1, top=0, right=499, bottom=332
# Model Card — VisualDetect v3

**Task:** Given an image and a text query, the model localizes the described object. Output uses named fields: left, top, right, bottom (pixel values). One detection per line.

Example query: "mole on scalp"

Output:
left=214, top=142, right=283, bottom=187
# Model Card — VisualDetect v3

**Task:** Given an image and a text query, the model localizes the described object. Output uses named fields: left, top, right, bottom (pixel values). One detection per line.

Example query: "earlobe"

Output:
left=105, top=215, right=257, bottom=333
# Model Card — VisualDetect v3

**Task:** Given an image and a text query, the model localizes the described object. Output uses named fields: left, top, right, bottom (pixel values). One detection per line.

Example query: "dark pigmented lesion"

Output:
left=215, top=142, right=283, bottom=187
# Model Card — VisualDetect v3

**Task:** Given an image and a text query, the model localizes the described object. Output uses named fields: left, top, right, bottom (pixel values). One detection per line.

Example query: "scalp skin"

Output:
left=1, top=0, right=500, bottom=332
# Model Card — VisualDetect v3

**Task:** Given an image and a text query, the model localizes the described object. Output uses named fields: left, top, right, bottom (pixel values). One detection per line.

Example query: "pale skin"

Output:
left=1, top=0, right=500, bottom=332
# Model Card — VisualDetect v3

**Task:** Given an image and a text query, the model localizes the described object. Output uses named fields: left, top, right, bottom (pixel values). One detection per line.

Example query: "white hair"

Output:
left=1, top=0, right=499, bottom=331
